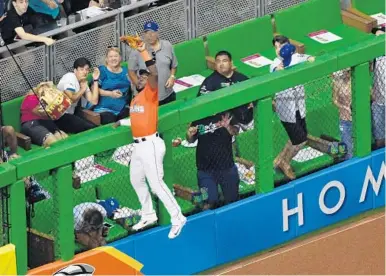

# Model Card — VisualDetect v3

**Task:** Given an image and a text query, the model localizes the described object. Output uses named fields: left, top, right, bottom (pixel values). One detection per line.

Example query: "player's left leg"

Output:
left=142, top=136, right=187, bottom=239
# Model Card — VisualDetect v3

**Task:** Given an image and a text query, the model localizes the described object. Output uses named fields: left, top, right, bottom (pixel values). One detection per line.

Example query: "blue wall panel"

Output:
left=133, top=211, right=217, bottom=275
left=215, top=184, right=297, bottom=266
left=371, top=149, right=385, bottom=208
left=294, top=157, right=373, bottom=236
left=110, top=152, right=385, bottom=275
left=110, top=236, right=136, bottom=260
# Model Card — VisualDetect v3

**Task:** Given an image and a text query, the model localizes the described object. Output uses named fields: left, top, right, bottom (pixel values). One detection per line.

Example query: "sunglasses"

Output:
left=107, top=45, right=119, bottom=49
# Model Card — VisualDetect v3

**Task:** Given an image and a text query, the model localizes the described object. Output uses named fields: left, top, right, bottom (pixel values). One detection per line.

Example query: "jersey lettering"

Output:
left=130, top=105, right=145, bottom=113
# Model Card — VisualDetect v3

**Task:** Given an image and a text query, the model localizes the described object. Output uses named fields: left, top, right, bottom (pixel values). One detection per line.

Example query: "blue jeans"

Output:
left=340, top=120, right=353, bottom=160
left=197, top=165, right=240, bottom=206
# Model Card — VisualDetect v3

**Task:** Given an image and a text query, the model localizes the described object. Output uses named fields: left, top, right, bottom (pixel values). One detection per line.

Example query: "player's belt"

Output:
left=134, top=132, right=159, bottom=143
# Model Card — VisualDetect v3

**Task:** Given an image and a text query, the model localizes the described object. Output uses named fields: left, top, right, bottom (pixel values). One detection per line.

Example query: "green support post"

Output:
left=158, top=130, right=173, bottom=225
left=54, top=165, right=75, bottom=261
left=256, top=97, right=274, bottom=193
left=10, top=180, right=27, bottom=275
left=352, top=63, right=372, bottom=157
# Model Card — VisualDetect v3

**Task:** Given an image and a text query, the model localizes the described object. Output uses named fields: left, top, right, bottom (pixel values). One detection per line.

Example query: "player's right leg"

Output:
left=130, top=146, right=157, bottom=231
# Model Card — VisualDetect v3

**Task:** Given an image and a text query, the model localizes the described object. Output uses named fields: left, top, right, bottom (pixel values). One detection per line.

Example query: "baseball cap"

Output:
left=144, top=21, right=159, bottom=32
left=98, top=197, right=120, bottom=217
left=280, top=43, right=296, bottom=67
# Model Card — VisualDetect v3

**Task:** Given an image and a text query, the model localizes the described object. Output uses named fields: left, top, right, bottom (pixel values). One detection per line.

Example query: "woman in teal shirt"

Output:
left=28, top=0, right=63, bottom=28
left=92, top=47, right=131, bottom=125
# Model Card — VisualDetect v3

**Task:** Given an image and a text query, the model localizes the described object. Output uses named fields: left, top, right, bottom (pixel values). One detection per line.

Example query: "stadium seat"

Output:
left=206, top=15, right=278, bottom=78
left=173, top=38, right=214, bottom=100
left=350, top=0, right=385, bottom=16
left=273, top=0, right=373, bottom=56
left=342, top=0, right=384, bottom=33
left=1, top=97, right=33, bottom=151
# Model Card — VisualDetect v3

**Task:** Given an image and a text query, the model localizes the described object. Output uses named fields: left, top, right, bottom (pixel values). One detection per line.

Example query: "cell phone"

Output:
left=103, top=222, right=114, bottom=228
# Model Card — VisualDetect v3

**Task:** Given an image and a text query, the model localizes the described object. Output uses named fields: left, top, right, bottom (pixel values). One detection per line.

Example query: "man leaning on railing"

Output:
left=0, top=0, right=54, bottom=56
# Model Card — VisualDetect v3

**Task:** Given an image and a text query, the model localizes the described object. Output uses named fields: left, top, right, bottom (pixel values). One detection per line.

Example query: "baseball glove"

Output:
left=120, top=34, right=143, bottom=49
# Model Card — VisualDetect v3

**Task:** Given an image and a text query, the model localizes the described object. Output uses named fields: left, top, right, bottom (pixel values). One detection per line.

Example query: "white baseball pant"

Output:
left=129, top=133, right=185, bottom=225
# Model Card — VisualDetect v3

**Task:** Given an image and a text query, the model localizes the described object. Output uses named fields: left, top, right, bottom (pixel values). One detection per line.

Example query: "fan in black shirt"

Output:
left=0, top=0, right=54, bottom=47
left=186, top=50, right=252, bottom=209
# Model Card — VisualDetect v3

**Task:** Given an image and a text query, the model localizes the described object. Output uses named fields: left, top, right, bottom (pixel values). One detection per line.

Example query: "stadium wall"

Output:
left=107, top=149, right=385, bottom=275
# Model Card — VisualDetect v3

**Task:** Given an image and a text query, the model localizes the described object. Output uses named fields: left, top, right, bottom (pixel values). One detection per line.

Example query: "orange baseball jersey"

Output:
left=130, top=83, right=159, bottom=137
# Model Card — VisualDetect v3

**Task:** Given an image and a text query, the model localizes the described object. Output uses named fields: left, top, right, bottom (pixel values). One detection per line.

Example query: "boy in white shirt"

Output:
left=56, top=57, right=99, bottom=133
left=271, top=35, right=346, bottom=180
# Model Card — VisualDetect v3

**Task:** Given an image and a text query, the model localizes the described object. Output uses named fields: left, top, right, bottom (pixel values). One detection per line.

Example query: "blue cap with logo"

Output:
left=144, top=21, right=159, bottom=32
left=98, top=197, right=120, bottom=217
left=280, top=43, right=296, bottom=67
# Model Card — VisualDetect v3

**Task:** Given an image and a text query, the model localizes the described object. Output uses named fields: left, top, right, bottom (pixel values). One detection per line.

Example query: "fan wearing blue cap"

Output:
left=127, top=20, right=178, bottom=106
left=270, top=35, right=326, bottom=180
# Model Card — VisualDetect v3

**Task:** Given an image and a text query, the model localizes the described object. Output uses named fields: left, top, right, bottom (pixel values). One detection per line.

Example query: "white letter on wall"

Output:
left=360, top=162, right=385, bottom=203
left=319, top=181, right=346, bottom=215
left=282, top=193, right=304, bottom=232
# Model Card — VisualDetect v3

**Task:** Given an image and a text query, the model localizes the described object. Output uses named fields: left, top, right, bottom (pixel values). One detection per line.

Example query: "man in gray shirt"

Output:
left=127, top=21, right=178, bottom=105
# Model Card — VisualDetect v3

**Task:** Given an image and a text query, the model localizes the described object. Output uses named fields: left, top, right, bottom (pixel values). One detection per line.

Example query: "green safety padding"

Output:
left=0, top=163, right=16, bottom=188
left=352, top=0, right=385, bottom=15
left=174, top=38, right=208, bottom=78
left=274, top=0, right=343, bottom=39
left=1, top=97, right=23, bottom=132
left=207, top=16, right=273, bottom=60
left=293, top=25, right=372, bottom=56
left=207, top=16, right=275, bottom=78
left=274, top=0, right=372, bottom=56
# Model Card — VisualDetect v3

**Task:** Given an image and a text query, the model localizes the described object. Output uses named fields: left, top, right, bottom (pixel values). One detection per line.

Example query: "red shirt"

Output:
left=20, top=95, right=44, bottom=123
left=130, top=83, right=158, bottom=137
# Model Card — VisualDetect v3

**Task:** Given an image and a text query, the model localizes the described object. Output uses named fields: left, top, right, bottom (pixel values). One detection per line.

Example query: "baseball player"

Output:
left=115, top=35, right=187, bottom=239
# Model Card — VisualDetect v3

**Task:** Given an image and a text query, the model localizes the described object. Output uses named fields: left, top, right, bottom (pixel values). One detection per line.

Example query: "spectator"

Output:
left=128, top=21, right=178, bottom=105
left=332, top=68, right=353, bottom=160
left=69, top=0, right=103, bottom=13
left=88, top=47, right=131, bottom=125
left=73, top=202, right=109, bottom=249
left=28, top=0, right=64, bottom=28
left=0, top=0, right=54, bottom=49
left=185, top=51, right=246, bottom=209
left=20, top=82, right=68, bottom=147
left=270, top=35, right=314, bottom=180
left=0, top=125, right=20, bottom=162
left=197, top=50, right=254, bottom=156
left=56, top=57, right=99, bottom=133
left=271, top=35, right=347, bottom=179
left=371, top=26, right=385, bottom=149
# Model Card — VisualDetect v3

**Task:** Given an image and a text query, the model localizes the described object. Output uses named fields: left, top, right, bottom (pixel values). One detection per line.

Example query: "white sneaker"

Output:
left=168, top=217, right=187, bottom=239
left=132, top=216, right=158, bottom=231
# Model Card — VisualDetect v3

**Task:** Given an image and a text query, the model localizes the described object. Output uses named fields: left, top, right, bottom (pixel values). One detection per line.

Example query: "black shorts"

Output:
left=21, top=120, right=57, bottom=146
left=281, top=111, right=307, bottom=145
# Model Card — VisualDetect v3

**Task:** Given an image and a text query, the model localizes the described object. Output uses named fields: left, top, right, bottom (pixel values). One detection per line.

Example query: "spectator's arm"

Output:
left=128, top=51, right=140, bottom=87
left=63, top=78, right=91, bottom=102
left=186, top=123, right=198, bottom=143
left=32, top=105, right=50, bottom=118
left=15, top=27, right=55, bottom=45
left=85, top=68, right=100, bottom=105
left=128, top=70, right=139, bottom=87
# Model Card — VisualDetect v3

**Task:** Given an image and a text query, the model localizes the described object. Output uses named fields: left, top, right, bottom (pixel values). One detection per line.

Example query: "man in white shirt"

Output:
left=371, top=27, right=385, bottom=149
left=55, top=57, right=99, bottom=133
